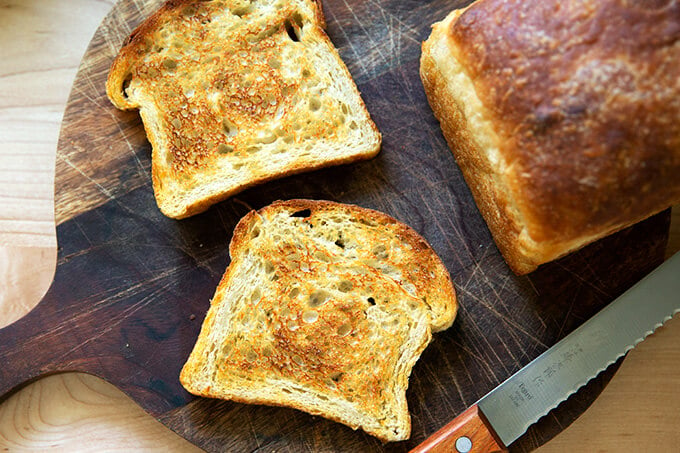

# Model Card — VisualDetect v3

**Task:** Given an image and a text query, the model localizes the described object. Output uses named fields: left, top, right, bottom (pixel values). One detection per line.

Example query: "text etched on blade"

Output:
left=508, top=342, right=585, bottom=408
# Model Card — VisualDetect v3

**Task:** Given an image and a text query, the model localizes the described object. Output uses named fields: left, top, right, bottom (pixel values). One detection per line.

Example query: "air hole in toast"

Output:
left=330, top=371, right=343, bottom=382
left=309, top=97, right=321, bottom=111
left=290, top=209, right=311, bottom=218
left=292, top=12, right=304, bottom=30
left=250, top=288, right=261, bottom=304
left=302, top=310, right=318, bottom=323
left=181, top=5, right=197, bottom=16
left=314, top=251, right=330, bottom=262
left=367, top=297, right=376, bottom=305
left=231, top=2, right=253, bottom=18
left=292, top=355, right=304, bottom=366
left=268, top=57, right=280, bottom=69
left=250, top=226, right=260, bottom=238
left=221, top=118, right=238, bottom=136
left=308, top=290, right=330, bottom=308
left=217, top=143, right=233, bottom=154
left=334, top=238, right=345, bottom=249
left=358, top=218, right=377, bottom=227
left=162, top=57, right=177, bottom=70
left=245, top=349, right=258, bottom=362
left=401, top=282, right=416, bottom=297
left=372, top=244, right=388, bottom=260
left=337, top=322, right=351, bottom=337
left=337, top=280, right=353, bottom=292
left=255, top=130, right=277, bottom=144
left=122, top=72, right=133, bottom=99
left=285, top=19, right=300, bottom=42
left=288, top=287, right=300, bottom=298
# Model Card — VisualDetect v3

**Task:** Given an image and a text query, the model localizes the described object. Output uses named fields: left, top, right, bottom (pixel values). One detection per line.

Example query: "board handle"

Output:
left=0, top=305, right=56, bottom=397
left=0, top=280, right=81, bottom=398
left=411, top=404, right=507, bottom=453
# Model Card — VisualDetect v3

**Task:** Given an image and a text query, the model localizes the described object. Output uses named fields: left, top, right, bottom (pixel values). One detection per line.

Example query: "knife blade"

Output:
left=412, top=251, right=680, bottom=453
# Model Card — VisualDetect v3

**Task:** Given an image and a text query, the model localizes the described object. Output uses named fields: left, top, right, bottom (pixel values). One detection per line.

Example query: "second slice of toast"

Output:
left=107, top=0, right=381, bottom=218
left=180, top=199, right=457, bottom=441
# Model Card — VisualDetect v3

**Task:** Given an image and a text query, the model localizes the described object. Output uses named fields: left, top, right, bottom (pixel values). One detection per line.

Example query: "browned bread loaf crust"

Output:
left=421, top=0, right=680, bottom=274
left=180, top=199, right=457, bottom=441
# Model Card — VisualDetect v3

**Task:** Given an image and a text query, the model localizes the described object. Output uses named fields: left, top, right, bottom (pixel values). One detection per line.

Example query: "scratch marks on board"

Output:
left=324, top=7, right=372, bottom=80
left=58, top=154, right=116, bottom=202
left=456, top=284, right=549, bottom=350
left=107, top=108, right=150, bottom=181
left=17, top=263, right=191, bottom=364
left=327, top=1, right=422, bottom=82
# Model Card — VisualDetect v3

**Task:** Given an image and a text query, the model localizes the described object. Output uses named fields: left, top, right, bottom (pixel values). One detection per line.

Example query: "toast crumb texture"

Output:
left=180, top=199, right=457, bottom=442
left=107, top=0, right=381, bottom=218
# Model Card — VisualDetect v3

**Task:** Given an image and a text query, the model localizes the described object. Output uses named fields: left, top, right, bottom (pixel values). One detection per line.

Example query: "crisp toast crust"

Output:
left=107, top=0, right=381, bottom=219
left=180, top=200, right=457, bottom=442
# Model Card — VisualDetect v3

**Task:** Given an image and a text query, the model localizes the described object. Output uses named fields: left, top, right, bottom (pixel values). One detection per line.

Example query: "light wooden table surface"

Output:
left=1, top=1, right=679, bottom=451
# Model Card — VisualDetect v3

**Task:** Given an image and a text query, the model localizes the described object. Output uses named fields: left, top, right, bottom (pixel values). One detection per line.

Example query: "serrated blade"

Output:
left=477, top=252, right=680, bottom=447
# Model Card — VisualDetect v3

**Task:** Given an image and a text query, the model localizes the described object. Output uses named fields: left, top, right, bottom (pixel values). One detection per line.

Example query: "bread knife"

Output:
left=412, top=251, right=680, bottom=453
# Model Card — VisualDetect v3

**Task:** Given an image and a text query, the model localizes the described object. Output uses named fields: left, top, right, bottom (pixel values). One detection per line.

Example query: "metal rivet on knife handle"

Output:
left=410, top=404, right=507, bottom=453
left=455, top=435, right=473, bottom=452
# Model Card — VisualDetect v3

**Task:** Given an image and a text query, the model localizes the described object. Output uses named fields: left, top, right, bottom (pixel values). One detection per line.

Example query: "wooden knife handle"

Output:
left=411, top=404, right=507, bottom=453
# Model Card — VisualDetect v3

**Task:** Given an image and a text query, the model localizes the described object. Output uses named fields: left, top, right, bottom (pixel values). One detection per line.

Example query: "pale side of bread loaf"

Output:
left=420, top=8, right=550, bottom=275
left=180, top=200, right=457, bottom=442
left=421, top=0, right=680, bottom=274
left=107, top=0, right=381, bottom=219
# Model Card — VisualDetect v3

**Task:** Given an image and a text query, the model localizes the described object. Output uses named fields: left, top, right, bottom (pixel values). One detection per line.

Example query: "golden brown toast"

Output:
left=107, top=0, right=381, bottom=218
left=179, top=199, right=457, bottom=441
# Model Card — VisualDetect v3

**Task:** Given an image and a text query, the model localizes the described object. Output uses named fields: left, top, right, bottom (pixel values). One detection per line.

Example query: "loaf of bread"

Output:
left=107, top=0, right=380, bottom=219
left=421, top=0, right=680, bottom=274
left=180, top=199, right=457, bottom=441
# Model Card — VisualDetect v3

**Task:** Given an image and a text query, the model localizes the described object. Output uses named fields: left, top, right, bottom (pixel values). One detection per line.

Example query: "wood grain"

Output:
left=1, top=1, right=679, bottom=452
left=411, top=404, right=506, bottom=453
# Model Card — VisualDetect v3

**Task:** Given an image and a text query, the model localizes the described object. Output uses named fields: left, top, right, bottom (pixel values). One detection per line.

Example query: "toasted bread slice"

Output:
left=180, top=200, right=457, bottom=441
left=106, top=1, right=381, bottom=219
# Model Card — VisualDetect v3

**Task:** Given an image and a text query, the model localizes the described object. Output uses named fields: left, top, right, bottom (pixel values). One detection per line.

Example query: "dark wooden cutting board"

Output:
left=0, top=0, right=670, bottom=451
